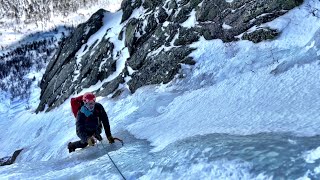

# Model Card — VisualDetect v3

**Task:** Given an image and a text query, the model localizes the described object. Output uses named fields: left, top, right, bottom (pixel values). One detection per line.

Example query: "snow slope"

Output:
left=127, top=0, right=320, bottom=151
left=1, top=0, right=320, bottom=179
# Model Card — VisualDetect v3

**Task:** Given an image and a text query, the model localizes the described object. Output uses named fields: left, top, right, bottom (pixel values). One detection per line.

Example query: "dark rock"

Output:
left=190, top=0, right=204, bottom=7
left=195, top=0, right=303, bottom=43
left=144, top=15, right=158, bottom=37
left=0, top=149, right=23, bottom=166
left=125, top=18, right=139, bottom=55
left=134, top=0, right=143, bottom=7
left=181, top=56, right=196, bottom=65
left=157, top=7, right=168, bottom=23
left=164, top=23, right=180, bottom=46
left=252, top=11, right=288, bottom=26
left=174, top=27, right=200, bottom=46
left=120, top=0, right=134, bottom=23
left=142, top=0, right=162, bottom=10
left=198, top=22, right=224, bottom=40
left=121, top=0, right=143, bottom=23
left=242, top=28, right=279, bottom=43
left=124, top=11, right=162, bottom=56
left=172, top=0, right=203, bottom=23
left=196, top=0, right=228, bottom=22
left=168, top=0, right=178, bottom=10
left=97, top=57, right=117, bottom=81
left=118, top=27, right=124, bottom=41
left=128, top=47, right=195, bottom=93
left=173, top=6, right=192, bottom=23
left=179, top=0, right=191, bottom=6
left=111, top=89, right=124, bottom=98
left=96, top=73, right=125, bottom=97
left=127, top=23, right=179, bottom=70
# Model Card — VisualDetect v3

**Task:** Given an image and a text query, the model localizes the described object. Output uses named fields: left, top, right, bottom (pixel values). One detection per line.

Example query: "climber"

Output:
left=68, top=92, right=115, bottom=153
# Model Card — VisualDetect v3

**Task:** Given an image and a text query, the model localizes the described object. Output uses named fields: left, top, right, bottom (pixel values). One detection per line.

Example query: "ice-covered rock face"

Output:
left=36, top=0, right=303, bottom=112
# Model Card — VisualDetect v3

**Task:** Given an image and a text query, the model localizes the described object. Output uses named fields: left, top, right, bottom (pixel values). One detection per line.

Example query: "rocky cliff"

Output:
left=36, top=0, right=303, bottom=112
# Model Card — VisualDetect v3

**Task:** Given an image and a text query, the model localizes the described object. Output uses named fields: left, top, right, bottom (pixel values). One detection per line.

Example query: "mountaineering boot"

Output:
left=68, top=142, right=76, bottom=153
left=94, top=134, right=103, bottom=141
left=87, top=137, right=96, bottom=146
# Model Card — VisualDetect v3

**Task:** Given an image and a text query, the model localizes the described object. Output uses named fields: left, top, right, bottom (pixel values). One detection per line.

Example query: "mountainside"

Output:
left=1, top=0, right=320, bottom=179
left=0, top=0, right=121, bottom=107
left=0, top=26, right=71, bottom=106
left=36, top=0, right=303, bottom=112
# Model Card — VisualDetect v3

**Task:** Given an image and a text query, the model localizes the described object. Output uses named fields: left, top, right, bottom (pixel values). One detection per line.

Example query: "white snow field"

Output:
left=1, top=0, right=320, bottom=179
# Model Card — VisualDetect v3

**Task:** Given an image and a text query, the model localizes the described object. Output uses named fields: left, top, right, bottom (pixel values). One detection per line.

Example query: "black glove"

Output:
left=107, top=136, right=115, bottom=144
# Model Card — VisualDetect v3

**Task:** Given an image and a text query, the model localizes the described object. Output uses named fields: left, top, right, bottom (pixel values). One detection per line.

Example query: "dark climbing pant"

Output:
left=70, top=131, right=103, bottom=150
left=70, top=140, right=88, bottom=149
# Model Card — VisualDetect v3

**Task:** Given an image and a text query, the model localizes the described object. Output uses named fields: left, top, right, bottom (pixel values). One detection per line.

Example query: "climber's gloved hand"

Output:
left=107, top=135, right=115, bottom=144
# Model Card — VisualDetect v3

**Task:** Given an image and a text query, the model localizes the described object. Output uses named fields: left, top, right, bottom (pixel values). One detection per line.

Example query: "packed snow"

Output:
left=1, top=0, right=320, bottom=179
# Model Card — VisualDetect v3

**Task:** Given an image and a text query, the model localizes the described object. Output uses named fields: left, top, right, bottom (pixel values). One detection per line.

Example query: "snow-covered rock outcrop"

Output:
left=36, top=0, right=303, bottom=112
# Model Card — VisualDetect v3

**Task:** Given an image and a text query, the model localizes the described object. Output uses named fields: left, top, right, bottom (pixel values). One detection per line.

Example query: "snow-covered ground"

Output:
left=1, top=0, right=320, bottom=179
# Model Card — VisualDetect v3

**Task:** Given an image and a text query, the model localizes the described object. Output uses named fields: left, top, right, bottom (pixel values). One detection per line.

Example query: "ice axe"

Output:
left=113, top=137, right=124, bottom=146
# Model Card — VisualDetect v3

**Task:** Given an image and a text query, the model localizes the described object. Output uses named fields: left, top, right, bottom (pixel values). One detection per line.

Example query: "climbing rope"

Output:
left=100, top=140, right=126, bottom=180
